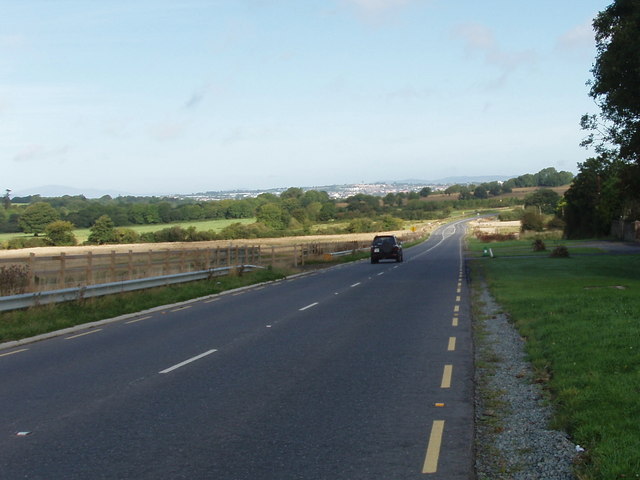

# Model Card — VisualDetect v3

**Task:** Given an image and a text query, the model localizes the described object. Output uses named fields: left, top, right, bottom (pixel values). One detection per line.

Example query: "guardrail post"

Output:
left=293, top=245, right=298, bottom=267
left=206, top=248, right=212, bottom=270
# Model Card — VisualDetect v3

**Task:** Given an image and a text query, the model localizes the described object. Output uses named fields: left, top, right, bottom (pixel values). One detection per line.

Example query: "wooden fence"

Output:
left=0, top=230, right=427, bottom=295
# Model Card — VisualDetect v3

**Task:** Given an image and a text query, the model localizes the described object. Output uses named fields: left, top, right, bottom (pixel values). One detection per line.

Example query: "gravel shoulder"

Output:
left=473, top=281, right=578, bottom=479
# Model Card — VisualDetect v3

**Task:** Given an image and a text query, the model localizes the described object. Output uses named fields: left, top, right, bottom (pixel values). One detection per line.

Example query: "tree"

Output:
left=256, top=203, right=290, bottom=230
left=18, top=202, right=60, bottom=235
left=564, top=156, right=628, bottom=238
left=419, top=187, right=432, bottom=198
left=44, top=220, right=77, bottom=246
left=3, top=189, right=10, bottom=210
left=583, top=0, right=640, bottom=163
left=524, top=189, right=561, bottom=215
left=88, top=215, right=116, bottom=244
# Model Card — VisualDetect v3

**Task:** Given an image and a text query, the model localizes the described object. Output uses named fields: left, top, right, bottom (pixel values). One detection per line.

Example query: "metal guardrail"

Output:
left=0, top=265, right=263, bottom=313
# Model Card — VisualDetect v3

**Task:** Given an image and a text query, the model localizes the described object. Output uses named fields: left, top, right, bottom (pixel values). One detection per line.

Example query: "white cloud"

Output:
left=556, top=20, right=595, bottom=51
left=149, top=122, right=187, bottom=141
left=453, top=22, right=537, bottom=86
left=13, top=144, right=70, bottom=163
left=345, top=0, right=413, bottom=12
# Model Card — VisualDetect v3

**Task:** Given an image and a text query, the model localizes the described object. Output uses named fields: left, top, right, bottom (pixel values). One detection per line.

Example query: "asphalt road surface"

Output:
left=0, top=219, right=474, bottom=479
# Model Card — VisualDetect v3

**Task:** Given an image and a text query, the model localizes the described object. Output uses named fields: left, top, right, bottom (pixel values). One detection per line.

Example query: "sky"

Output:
left=1, top=0, right=606, bottom=196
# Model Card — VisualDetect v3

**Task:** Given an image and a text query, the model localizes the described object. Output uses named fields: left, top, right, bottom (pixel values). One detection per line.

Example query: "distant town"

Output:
left=177, top=178, right=512, bottom=202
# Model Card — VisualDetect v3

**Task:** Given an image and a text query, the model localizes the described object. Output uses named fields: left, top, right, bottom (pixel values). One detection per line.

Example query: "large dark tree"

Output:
left=582, top=0, right=640, bottom=163
left=567, top=0, right=640, bottom=237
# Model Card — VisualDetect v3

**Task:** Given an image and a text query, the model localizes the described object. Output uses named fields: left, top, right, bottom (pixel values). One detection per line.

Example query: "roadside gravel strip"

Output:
left=474, top=283, right=578, bottom=480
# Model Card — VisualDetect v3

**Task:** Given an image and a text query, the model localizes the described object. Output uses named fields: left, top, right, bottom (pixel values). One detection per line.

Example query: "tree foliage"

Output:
left=583, top=0, right=640, bottom=163
left=44, top=220, right=77, bottom=246
left=18, top=202, right=59, bottom=235
left=88, top=215, right=116, bottom=244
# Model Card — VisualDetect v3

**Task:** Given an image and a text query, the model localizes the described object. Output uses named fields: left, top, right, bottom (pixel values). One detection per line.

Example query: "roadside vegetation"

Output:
left=468, top=238, right=640, bottom=478
left=0, top=267, right=288, bottom=343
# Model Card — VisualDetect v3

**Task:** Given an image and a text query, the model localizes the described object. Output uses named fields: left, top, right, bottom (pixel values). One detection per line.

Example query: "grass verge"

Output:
left=0, top=267, right=288, bottom=343
left=469, top=248, right=640, bottom=479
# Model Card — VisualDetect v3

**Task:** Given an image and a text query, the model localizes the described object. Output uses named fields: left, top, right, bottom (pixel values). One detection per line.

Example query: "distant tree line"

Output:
left=1, top=167, right=575, bottom=247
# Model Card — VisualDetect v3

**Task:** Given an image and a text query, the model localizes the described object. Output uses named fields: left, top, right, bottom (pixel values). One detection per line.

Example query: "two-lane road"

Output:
left=0, top=220, right=474, bottom=479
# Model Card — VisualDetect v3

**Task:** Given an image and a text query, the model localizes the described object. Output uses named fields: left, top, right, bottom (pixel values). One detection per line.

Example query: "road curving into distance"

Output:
left=0, top=219, right=474, bottom=479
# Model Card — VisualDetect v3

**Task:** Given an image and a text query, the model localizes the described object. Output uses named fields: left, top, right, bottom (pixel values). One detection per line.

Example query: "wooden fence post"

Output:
left=58, top=253, right=66, bottom=289
left=28, top=253, right=35, bottom=292
left=293, top=245, right=298, bottom=267
left=128, top=250, right=133, bottom=280
left=271, top=246, right=275, bottom=266
left=110, top=250, right=116, bottom=282
left=86, top=251, right=93, bottom=285
left=147, top=249, right=153, bottom=277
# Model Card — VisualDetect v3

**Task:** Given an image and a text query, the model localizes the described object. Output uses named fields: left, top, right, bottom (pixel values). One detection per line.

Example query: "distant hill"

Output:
left=12, top=185, right=135, bottom=198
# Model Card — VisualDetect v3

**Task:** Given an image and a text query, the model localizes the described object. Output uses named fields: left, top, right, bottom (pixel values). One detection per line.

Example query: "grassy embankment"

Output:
left=468, top=237, right=640, bottom=479
left=0, top=267, right=288, bottom=344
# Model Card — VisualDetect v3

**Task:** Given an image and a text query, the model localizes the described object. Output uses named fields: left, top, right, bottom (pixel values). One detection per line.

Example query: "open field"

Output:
left=0, top=220, right=438, bottom=259
left=0, top=218, right=257, bottom=245
left=469, top=239, right=640, bottom=478
left=425, top=185, right=570, bottom=202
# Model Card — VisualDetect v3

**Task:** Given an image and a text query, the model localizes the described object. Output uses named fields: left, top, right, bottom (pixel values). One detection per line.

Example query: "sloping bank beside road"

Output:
left=470, top=246, right=640, bottom=479
left=473, top=281, right=577, bottom=479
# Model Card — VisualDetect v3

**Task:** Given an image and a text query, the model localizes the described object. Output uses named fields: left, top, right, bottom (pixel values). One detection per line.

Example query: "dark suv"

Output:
left=370, top=235, right=403, bottom=263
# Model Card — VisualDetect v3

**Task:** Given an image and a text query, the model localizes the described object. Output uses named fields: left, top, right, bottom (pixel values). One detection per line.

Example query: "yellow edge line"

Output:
left=423, top=420, right=445, bottom=474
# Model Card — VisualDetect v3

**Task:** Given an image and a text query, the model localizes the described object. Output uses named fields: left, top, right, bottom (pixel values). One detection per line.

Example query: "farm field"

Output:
left=0, top=218, right=257, bottom=245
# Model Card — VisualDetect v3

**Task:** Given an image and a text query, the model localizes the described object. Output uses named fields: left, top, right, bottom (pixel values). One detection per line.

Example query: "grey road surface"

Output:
left=0, top=220, right=474, bottom=479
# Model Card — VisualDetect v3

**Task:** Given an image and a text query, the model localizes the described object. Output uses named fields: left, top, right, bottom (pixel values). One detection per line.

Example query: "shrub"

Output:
left=346, top=218, right=375, bottom=233
left=550, top=245, right=570, bottom=257
left=113, top=227, right=140, bottom=244
left=521, top=209, right=545, bottom=232
left=0, top=264, right=30, bottom=295
left=498, top=208, right=524, bottom=221
left=44, top=220, right=77, bottom=246
left=532, top=238, right=546, bottom=252
left=6, top=237, right=49, bottom=249
left=546, top=216, right=566, bottom=230
left=475, top=232, right=519, bottom=242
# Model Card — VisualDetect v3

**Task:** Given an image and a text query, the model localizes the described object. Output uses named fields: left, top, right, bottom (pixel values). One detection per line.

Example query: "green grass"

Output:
left=467, top=237, right=603, bottom=257
left=0, top=267, right=287, bottom=343
left=471, top=251, right=640, bottom=479
left=0, top=218, right=257, bottom=244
